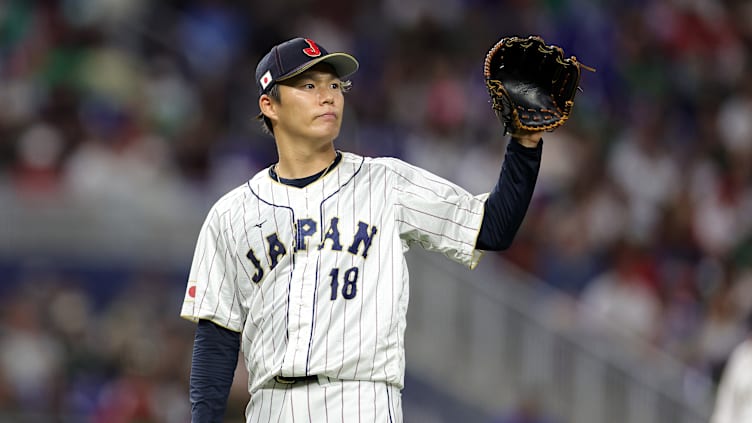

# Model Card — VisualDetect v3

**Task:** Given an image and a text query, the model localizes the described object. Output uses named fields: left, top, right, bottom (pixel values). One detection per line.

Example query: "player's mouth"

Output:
left=317, top=112, right=338, bottom=121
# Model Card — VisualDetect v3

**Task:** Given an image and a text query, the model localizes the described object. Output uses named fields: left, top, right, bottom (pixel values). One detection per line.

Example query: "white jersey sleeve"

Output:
left=388, top=159, right=488, bottom=269
left=181, top=196, right=246, bottom=332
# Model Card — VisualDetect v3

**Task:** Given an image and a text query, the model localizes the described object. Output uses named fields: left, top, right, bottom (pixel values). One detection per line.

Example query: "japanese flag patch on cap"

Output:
left=259, top=70, right=273, bottom=90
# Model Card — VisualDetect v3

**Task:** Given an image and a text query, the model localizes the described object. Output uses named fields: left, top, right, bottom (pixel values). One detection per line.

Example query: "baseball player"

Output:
left=711, top=312, right=752, bottom=423
left=181, top=37, right=544, bottom=422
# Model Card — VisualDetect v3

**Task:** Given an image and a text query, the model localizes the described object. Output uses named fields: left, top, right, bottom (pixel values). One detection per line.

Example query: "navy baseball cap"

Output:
left=255, top=37, right=359, bottom=96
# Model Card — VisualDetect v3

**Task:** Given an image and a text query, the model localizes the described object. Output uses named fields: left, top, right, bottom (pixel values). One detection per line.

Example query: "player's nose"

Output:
left=320, top=89, right=335, bottom=104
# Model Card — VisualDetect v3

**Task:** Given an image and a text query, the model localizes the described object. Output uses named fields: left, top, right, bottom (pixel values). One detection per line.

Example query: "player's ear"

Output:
left=259, top=94, right=277, bottom=120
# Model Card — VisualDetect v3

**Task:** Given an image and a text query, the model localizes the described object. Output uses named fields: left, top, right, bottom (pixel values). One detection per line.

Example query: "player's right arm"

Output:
left=181, top=202, right=246, bottom=329
left=191, top=320, right=240, bottom=422
left=181, top=200, right=246, bottom=422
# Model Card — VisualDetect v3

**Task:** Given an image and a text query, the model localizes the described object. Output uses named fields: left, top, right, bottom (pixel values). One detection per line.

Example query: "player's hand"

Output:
left=513, top=130, right=543, bottom=148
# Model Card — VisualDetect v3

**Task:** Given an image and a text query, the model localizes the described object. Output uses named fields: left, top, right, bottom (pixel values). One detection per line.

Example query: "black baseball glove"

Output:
left=484, top=35, right=592, bottom=136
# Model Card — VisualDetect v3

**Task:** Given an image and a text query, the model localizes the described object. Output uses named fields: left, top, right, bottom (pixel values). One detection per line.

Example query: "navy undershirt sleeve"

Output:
left=476, top=138, right=542, bottom=251
left=190, top=319, right=241, bottom=423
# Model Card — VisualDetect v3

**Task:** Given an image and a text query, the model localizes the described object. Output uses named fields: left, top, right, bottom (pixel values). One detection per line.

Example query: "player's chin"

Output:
left=311, top=122, right=342, bottom=140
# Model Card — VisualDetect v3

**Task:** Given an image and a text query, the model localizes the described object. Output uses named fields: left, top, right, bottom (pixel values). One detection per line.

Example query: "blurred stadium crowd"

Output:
left=2, top=0, right=752, bottom=421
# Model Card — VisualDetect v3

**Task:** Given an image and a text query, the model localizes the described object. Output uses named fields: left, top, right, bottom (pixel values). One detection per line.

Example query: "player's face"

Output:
left=272, top=65, right=345, bottom=143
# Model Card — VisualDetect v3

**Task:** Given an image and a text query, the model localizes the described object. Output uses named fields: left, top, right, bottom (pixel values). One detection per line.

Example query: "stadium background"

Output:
left=2, top=0, right=752, bottom=421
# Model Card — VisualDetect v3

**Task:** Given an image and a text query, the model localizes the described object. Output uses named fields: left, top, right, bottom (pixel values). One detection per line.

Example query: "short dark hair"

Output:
left=257, top=79, right=353, bottom=136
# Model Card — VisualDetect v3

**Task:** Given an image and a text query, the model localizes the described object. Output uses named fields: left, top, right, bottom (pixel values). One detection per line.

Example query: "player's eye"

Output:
left=330, top=82, right=340, bottom=90
left=303, top=83, right=315, bottom=89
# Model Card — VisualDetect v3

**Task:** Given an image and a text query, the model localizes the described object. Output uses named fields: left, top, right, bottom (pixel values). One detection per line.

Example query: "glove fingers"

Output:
left=484, top=35, right=586, bottom=135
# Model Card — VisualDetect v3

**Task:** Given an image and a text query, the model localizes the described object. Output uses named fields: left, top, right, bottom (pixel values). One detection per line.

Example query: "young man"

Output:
left=181, top=37, right=543, bottom=422
left=711, top=312, right=752, bottom=423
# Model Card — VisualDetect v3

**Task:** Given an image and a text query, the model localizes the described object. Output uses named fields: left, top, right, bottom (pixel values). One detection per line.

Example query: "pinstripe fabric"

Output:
left=181, top=152, right=485, bottom=419
left=246, top=379, right=402, bottom=423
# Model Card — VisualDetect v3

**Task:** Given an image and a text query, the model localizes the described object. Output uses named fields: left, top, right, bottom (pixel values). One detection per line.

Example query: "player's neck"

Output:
left=274, top=142, right=338, bottom=180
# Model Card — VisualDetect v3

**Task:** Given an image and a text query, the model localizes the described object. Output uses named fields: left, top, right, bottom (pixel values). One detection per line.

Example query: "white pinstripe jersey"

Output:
left=180, top=151, right=487, bottom=394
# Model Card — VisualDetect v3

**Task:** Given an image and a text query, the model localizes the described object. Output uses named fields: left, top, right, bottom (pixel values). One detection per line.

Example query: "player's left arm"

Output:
left=512, top=131, right=543, bottom=148
left=478, top=34, right=589, bottom=250
left=475, top=131, right=542, bottom=251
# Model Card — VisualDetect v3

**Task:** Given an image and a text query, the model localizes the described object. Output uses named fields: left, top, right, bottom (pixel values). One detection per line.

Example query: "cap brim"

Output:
left=277, top=52, right=359, bottom=82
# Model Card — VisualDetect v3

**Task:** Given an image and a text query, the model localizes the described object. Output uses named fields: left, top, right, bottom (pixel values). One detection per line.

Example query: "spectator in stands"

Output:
left=578, top=241, right=661, bottom=340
